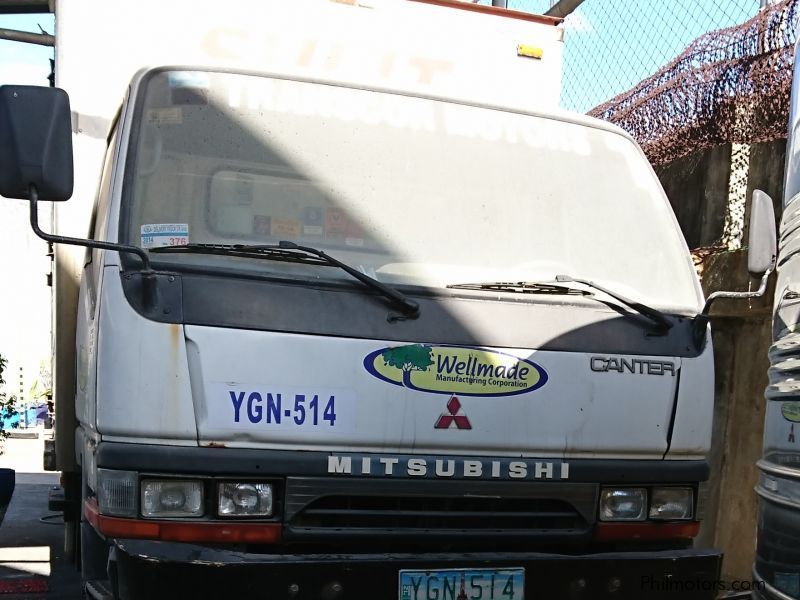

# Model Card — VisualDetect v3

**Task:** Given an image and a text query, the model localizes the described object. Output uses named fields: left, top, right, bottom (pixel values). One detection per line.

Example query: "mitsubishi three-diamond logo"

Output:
left=434, top=395, right=472, bottom=430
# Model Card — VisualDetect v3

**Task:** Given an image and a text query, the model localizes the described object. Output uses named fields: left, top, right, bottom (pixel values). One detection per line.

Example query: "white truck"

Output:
left=0, top=0, right=778, bottom=598
left=754, top=25, right=800, bottom=600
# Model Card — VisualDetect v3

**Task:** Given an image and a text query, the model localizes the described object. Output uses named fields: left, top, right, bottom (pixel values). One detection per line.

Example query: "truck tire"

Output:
left=62, top=470, right=81, bottom=565
left=0, top=468, right=14, bottom=506
left=64, top=517, right=78, bottom=563
left=80, top=520, right=109, bottom=583
left=77, top=468, right=113, bottom=595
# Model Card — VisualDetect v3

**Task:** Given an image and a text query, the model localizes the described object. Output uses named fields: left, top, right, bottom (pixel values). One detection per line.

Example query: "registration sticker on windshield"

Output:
left=141, top=224, right=189, bottom=248
left=147, top=107, right=182, bottom=125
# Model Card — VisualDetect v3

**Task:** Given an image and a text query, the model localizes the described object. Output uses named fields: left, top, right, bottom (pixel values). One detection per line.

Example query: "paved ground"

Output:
left=0, top=434, right=82, bottom=599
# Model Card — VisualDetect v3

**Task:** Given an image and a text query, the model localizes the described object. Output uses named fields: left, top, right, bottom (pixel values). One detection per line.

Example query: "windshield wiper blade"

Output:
left=448, top=277, right=672, bottom=332
left=555, top=274, right=672, bottom=331
left=447, top=281, right=591, bottom=296
left=149, top=243, right=329, bottom=265
left=150, top=241, right=420, bottom=319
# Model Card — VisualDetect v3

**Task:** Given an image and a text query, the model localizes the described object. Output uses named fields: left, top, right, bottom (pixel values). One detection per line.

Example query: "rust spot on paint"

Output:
left=203, top=441, right=227, bottom=448
left=170, top=323, right=180, bottom=352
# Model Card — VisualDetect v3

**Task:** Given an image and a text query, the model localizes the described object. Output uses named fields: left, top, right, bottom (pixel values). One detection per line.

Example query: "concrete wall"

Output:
left=697, top=251, right=773, bottom=582
left=655, top=139, right=786, bottom=582
left=656, top=144, right=732, bottom=249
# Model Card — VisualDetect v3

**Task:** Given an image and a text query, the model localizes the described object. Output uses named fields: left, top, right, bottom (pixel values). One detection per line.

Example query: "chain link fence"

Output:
left=589, top=0, right=798, bottom=166
left=473, top=1, right=772, bottom=115
left=558, top=0, right=765, bottom=113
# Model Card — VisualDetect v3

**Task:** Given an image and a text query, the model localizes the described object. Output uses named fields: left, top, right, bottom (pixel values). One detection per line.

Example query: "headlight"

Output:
left=141, top=479, right=204, bottom=518
left=97, top=468, right=137, bottom=517
left=599, top=487, right=647, bottom=521
left=649, top=487, right=693, bottom=520
left=218, top=482, right=273, bottom=517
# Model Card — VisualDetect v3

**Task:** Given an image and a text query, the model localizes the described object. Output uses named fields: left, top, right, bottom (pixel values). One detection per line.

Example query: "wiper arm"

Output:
left=555, top=274, right=672, bottom=331
left=150, top=241, right=420, bottom=319
left=272, top=241, right=419, bottom=318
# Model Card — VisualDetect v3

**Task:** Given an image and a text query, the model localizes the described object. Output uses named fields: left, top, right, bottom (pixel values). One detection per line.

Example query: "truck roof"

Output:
left=409, top=0, right=563, bottom=26
left=56, top=0, right=566, bottom=131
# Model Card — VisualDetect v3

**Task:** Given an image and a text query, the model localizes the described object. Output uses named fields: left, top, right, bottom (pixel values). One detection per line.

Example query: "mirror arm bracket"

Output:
left=28, top=185, right=156, bottom=306
left=692, top=267, right=773, bottom=347
left=700, top=267, right=773, bottom=315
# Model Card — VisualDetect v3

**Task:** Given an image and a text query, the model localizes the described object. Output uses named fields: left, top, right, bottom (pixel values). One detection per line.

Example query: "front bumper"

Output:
left=113, top=539, right=722, bottom=600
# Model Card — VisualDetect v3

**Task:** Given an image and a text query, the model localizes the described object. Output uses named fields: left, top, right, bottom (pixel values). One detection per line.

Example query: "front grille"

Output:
left=285, top=477, right=596, bottom=537
left=292, top=494, right=585, bottom=530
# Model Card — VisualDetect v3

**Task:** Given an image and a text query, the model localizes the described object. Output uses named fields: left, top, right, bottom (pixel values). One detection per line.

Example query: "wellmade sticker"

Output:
left=364, top=344, right=548, bottom=397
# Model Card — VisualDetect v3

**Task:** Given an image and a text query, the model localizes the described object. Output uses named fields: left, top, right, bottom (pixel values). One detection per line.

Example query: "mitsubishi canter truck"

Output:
left=0, top=0, right=779, bottom=598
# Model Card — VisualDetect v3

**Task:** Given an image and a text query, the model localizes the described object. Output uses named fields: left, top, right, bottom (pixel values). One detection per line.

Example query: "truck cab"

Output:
left=76, top=62, right=718, bottom=600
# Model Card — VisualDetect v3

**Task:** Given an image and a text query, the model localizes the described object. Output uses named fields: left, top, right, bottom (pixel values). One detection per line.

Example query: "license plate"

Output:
left=399, top=568, right=524, bottom=600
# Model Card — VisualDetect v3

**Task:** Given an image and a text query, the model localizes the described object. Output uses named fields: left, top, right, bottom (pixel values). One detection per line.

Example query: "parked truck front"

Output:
left=59, top=66, right=723, bottom=599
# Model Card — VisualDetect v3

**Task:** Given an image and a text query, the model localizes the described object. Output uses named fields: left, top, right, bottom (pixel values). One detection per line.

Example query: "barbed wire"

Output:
left=559, top=0, right=763, bottom=112
left=589, top=0, right=798, bottom=165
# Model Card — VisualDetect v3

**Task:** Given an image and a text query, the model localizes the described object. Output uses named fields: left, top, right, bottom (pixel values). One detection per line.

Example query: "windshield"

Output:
left=123, top=69, right=702, bottom=312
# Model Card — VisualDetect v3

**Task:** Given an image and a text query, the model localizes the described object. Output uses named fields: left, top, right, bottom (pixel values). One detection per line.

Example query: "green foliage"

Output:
left=381, top=345, right=434, bottom=373
left=28, top=378, right=51, bottom=402
left=0, top=356, right=18, bottom=440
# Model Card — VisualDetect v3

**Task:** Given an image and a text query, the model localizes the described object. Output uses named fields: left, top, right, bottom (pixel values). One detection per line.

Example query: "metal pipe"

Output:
left=545, top=0, right=586, bottom=18
left=28, top=185, right=159, bottom=309
left=29, top=186, right=153, bottom=272
left=491, top=0, right=507, bottom=7
left=0, top=27, right=53, bottom=46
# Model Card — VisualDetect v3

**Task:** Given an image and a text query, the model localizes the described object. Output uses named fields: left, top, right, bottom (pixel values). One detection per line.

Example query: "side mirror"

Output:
left=0, top=86, right=156, bottom=307
left=0, top=85, right=73, bottom=201
left=748, top=189, right=777, bottom=277
left=695, top=188, right=778, bottom=348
